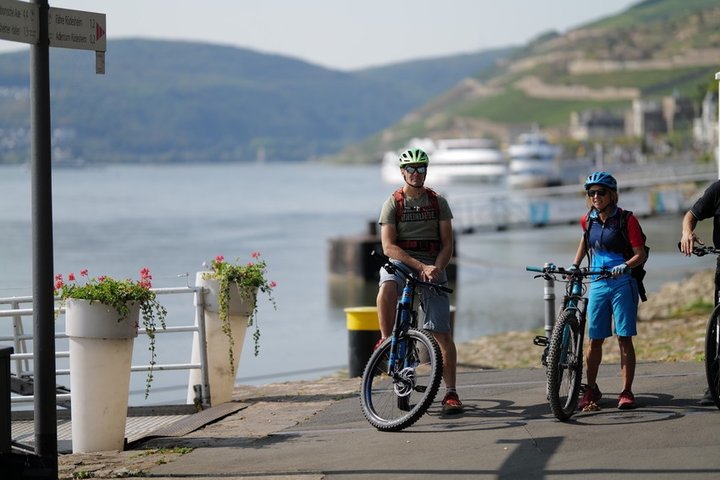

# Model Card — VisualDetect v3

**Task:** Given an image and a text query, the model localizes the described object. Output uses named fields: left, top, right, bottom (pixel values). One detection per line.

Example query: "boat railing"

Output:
left=0, top=284, right=210, bottom=408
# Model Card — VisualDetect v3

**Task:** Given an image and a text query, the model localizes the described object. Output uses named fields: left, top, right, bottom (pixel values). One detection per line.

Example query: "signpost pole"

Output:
left=29, top=0, right=57, bottom=473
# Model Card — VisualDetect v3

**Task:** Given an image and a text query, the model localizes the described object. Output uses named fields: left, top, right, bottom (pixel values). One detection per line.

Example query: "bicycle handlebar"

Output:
left=371, top=250, right=454, bottom=294
left=526, top=264, right=611, bottom=279
left=677, top=242, right=720, bottom=257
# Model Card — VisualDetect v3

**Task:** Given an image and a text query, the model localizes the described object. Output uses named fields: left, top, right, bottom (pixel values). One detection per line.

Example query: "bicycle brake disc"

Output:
left=394, top=367, right=416, bottom=397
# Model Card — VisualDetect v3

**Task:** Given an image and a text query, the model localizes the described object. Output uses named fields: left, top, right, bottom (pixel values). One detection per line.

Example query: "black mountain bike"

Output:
left=527, top=263, right=611, bottom=420
left=684, top=243, right=720, bottom=409
left=360, top=251, right=449, bottom=431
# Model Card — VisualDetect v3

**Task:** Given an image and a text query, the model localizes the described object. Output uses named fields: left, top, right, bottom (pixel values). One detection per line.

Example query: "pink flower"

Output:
left=54, top=279, right=63, bottom=290
left=215, top=255, right=224, bottom=263
left=139, top=268, right=153, bottom=288
left=55, top=273, right=63, bottom=282
left=251, top=251, right=261, bottom=259
left=98, top=276, right=107, bottom=282
left=68, top=272, right=75, bottom=282
left=269, top=281, right=277, bottom=288
left=80, top=269, right=88, bottom=277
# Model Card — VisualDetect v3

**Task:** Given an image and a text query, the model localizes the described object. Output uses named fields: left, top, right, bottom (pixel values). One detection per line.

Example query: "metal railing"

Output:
left=0, top=284, right=212, bottom=408
left=449, top=162, right=717, bottom=232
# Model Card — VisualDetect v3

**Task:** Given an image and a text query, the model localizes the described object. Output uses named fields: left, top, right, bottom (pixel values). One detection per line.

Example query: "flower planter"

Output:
left=65, top=299, right=139, bottom=453
left=187, top=272, right=258, bottom=406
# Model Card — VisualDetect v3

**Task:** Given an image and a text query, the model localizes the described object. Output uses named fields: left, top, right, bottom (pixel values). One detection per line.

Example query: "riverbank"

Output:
left=56, top=268, right=715, bottom=478
left=458, top=268, right=713, bottom=369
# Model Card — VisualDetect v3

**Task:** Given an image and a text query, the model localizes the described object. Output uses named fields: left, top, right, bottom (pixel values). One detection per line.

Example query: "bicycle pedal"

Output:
left=533, top=335, right=548, bottom=347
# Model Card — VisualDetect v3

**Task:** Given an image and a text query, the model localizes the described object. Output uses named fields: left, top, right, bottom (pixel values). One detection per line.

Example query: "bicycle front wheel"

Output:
left=546, top=310, right=583, bottom=421
left=360, top=328, right=443, bottom=432
left=705, top=306, right=720, bottom=409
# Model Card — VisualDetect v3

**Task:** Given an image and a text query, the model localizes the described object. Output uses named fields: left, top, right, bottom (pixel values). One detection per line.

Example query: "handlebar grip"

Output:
left=370, top=249, right=389, bottom=262
left=526, top=266, right=543, bottom=272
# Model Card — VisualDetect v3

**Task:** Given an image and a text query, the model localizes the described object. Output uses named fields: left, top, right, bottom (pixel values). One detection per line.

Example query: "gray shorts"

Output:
left=378, top=260, right=451, bottom=334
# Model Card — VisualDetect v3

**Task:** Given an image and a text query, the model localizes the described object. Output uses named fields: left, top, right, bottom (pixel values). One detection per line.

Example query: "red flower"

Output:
left=215, top=255, right=224, bottom=263
left=68, top=272, right=75, bottom=282
left=80, top=269, right=88, bottom=277
left=251, top=251, right=261, bottom=259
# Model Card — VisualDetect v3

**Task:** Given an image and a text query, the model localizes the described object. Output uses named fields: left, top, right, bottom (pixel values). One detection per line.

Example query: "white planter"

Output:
left=65, top=299, right=139, bottom=453
left=195, top=273, right=257, bottom=316
left=187, top=272, right=257, bottom=406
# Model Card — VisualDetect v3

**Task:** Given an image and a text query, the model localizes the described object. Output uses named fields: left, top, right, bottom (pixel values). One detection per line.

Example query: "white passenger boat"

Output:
left=506, top=132, right=563, bottom=189
left=381, top=138, right=507, bottom=185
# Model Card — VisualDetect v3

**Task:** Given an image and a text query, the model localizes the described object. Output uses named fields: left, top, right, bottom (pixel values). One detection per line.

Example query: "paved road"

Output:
left=148, top=361, right=720, bottom=479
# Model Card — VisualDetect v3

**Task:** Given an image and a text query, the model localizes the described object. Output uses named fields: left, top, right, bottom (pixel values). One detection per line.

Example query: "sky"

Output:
left=0, top=0, right=640, bottom=71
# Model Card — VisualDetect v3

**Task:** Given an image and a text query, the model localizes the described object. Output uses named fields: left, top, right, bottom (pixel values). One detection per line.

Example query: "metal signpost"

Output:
left=0, top=0, right=105, bottom=476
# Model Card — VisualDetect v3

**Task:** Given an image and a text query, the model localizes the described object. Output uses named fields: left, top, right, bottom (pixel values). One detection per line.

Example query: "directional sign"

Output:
left=48, top=7, right=105, bottom=52
left=0, top=0, right=38, bottom=44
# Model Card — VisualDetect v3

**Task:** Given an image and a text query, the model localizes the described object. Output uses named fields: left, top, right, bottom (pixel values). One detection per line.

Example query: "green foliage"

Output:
left=55, top=268, right=167, bottom=398
left=203, top=253, right=277, bottom=365
left=591, top=0, right=718, bottom=29
left=674, top=298, right=715, bottom=316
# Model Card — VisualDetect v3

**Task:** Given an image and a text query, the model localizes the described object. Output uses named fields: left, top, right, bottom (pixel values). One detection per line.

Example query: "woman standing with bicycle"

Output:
left=375, top=148, right=462, bottom=414
left=570, top=171, right=647, bottom=410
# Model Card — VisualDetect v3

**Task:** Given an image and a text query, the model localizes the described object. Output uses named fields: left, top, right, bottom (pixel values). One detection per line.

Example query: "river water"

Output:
left=0, top=163, right=713, bottom=406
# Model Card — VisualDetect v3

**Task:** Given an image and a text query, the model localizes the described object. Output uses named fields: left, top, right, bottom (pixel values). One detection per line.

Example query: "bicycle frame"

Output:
left=388, top=275, right=417, bottom=372
left=558, top=272, right=590, bottom=366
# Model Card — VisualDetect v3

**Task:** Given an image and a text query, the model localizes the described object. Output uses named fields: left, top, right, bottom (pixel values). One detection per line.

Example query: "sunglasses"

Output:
left=403, top=165, right=427, bottom=174
left=587, top=189, right=608, bottom=198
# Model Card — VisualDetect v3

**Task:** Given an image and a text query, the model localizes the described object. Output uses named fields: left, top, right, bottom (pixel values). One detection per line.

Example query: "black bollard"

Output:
left=345, top=307, right=381, bottom=377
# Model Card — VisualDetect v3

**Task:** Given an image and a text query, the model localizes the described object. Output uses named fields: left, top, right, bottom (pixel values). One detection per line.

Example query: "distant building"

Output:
left=626, top=99, right=667, bottom=137
left=693, top=90, right=718, bottom=149
left=569, top=109, right=625, bottom=140
left=662, top=91, right=695, bottom=132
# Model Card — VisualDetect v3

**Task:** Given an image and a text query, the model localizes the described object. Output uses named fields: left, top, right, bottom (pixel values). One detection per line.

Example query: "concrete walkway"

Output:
left=139, top=361, right=720, bottom=479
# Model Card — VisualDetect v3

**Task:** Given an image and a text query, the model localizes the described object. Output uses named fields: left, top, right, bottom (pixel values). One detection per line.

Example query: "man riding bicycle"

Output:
left=375, top=148, right=462, bottom=414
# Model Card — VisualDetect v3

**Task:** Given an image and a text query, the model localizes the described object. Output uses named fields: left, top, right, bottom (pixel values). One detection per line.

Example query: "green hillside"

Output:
left=343, top=0, right=720, bottom=164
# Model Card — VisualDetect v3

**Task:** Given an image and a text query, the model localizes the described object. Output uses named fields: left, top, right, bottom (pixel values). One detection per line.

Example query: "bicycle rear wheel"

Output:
left=360, top=328, right=443, bottom=431
left=705, top=306, right=720, bottom=409
left=546, top=310, right=582, bottom=420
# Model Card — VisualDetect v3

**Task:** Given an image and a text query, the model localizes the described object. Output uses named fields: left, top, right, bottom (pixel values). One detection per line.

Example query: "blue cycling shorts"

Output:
left=378, top=260, right=451, bottom=334
left=586, top=275, right=639, bottom=339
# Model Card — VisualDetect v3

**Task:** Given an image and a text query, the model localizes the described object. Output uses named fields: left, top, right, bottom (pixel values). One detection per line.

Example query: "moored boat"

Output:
left=381, top=137, right=507, bottom=185
left=506, top=132, right=563, bottom=189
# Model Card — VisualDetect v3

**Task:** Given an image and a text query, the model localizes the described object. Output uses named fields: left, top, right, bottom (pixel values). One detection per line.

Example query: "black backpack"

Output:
left=584, top=209, right=649, bottom=302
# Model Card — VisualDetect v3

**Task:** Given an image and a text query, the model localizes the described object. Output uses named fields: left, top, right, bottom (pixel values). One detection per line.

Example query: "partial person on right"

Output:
left=680, top=178, right=720, bottom=405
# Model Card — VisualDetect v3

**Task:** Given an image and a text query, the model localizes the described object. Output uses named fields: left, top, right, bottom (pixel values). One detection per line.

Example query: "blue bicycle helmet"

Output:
left=584, top=171, right=617, bottom=191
